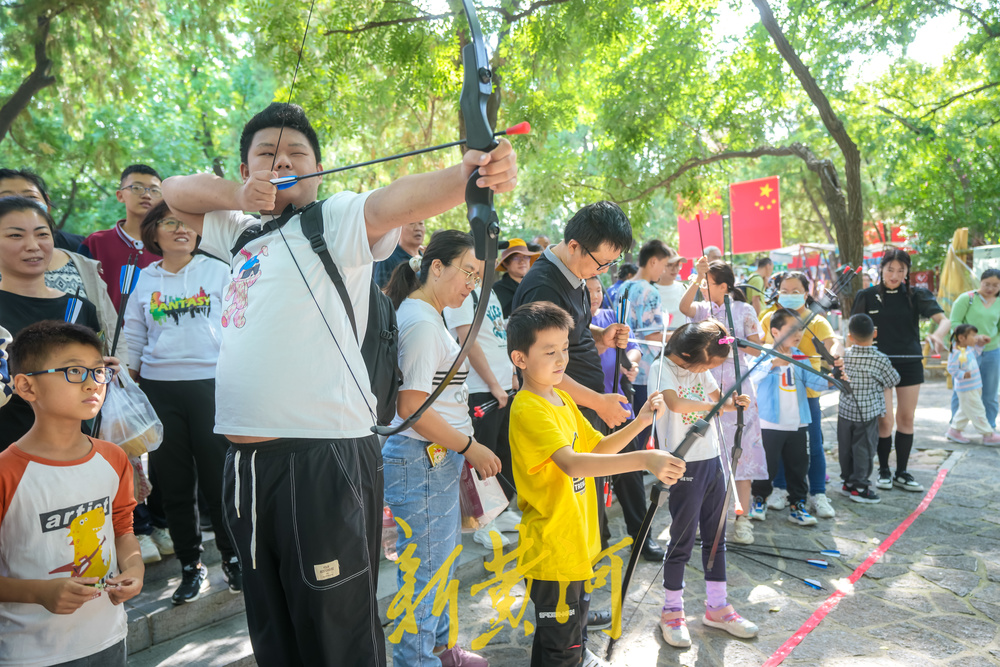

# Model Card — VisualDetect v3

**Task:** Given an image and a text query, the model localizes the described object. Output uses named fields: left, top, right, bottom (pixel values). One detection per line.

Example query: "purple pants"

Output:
left=663, top=457, right=728, bottom=590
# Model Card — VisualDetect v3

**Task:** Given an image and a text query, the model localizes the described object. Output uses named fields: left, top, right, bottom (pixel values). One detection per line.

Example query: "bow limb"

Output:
left=374, top=0, right=499, bottom=437
left=612, top=284, right=632, bottom=395
left=707, top=295, right=744, bottom=570
left=736, top=338, right=849, bottom=393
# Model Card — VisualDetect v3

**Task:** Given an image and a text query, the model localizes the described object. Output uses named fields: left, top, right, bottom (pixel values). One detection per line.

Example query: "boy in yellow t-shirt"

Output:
left=506, top=302, right=686, bottom=667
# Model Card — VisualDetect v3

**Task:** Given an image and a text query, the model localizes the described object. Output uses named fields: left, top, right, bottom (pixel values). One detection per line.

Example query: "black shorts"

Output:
left=892, top=359, right=924, bottom=387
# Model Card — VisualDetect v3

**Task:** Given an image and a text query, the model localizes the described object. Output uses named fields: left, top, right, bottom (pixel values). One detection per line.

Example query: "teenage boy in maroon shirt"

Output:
left=78, top=165, right=162, bottom=311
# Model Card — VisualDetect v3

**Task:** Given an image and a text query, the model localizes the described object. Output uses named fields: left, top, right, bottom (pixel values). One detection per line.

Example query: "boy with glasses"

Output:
left=0, top=320, right=143, bottom=667
left=78, top=164, right=163, bottom=310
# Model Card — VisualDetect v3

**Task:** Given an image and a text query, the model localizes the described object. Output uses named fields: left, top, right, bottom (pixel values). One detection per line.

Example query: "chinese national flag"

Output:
left=677, top=211, right=724, bottom=259
left=729, top=176, right=782, bottom=254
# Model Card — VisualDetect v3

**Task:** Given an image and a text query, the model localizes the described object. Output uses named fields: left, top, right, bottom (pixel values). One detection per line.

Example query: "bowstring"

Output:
left=269, top=0, right=318, bottom=176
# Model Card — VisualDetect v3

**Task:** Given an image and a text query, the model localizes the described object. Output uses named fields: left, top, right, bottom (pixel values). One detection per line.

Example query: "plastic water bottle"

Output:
left=382, top=506, right=398, bottom=561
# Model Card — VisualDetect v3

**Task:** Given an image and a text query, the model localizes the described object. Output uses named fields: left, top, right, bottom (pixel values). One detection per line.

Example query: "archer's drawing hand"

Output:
left=239, top=170, right=278, bottom=212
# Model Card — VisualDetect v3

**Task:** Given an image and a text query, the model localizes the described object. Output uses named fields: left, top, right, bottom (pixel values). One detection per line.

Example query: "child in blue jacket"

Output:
left=750, top=309, right=839, bottom=526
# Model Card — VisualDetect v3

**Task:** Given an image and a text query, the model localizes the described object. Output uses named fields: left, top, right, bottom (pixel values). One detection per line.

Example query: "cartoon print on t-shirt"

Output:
left=48, top=506, right=111, bottom=580
left=679, top=382, right=707, bottom=426
left=222, top=246, right=269, bottom=329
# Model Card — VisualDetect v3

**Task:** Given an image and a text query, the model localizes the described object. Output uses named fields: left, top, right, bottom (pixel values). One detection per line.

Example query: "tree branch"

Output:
left=617, top=143, right=816, bottom=204
left=323, top=12, right=453, bottom=36
left=922, top=80, right=1000, bottom=117
left=927, top=0, right=1000, bottom=38
left=875, top=104, right=932, bottom=136
left=0, top=13, right=58, bottom=144
left=801, top=175, right=835, bottom=243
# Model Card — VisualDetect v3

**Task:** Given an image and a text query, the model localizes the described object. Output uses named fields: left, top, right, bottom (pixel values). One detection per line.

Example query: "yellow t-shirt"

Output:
left=760, top=310, right=835, bottom=398
left=509, top=388, right=604, bottom=582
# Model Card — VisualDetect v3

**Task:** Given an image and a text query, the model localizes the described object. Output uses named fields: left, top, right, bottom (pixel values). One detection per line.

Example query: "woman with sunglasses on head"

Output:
left=0, top=197, right=103, bottom=450
left=382, top=229, right=501, bottom=667
left=851, top=248, right=949, bottom=492
left=122, top=200, right=239, bottom=603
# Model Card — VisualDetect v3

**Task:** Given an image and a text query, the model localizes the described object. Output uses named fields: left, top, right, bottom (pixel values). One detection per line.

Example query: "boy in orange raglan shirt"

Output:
left=0, top=321, right=142, bottom=667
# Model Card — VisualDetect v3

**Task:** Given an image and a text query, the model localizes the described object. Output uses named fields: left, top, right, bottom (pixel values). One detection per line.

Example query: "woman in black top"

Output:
left=0, top=197, right=102, bottom=448
left=851, top=248, right=949, bottom=493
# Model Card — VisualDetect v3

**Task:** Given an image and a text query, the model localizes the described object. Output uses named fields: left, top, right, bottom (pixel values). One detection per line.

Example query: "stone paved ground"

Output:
left=392, top=380, right=1000, bottom=666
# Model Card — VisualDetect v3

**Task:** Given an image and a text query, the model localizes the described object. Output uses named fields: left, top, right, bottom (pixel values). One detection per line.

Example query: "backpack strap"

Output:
left=298, top=201, right=360, bottom=343
left=229, top=203, right=303, bottom=257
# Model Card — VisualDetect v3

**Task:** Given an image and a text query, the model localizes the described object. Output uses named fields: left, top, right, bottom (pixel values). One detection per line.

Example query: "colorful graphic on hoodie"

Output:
left=149, top=288, right=212, bottom=324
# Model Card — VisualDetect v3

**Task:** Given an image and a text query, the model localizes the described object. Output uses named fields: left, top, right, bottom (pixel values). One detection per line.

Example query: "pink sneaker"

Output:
left=438, top=645, right=489, bottom=667
left=703, top=604, right=758, bottom=638
left=946, top=428, right=970, bottom=444
left=983, top=433, right=1000, bottom=445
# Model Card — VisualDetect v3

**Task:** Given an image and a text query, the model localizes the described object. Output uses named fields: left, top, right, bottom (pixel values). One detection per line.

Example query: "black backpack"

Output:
left=231, top=200, right=401, bottom=426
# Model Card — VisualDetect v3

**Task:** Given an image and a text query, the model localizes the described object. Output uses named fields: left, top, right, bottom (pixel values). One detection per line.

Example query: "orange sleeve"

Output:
left=92, top=439, right=136, bottom=536
left=0, top=448, right=30, bottom=528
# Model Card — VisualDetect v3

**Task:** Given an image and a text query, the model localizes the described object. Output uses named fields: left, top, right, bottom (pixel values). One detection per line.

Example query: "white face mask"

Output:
left=778, top=293, right=806, bottom=310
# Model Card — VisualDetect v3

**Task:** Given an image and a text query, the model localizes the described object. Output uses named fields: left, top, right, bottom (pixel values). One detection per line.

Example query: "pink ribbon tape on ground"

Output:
left=762, top=452, right=961, bottom=667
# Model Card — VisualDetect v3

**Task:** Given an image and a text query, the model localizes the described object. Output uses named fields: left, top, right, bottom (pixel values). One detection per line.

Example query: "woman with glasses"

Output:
left=382, top=229, right=501, bottom=667
left=122, top=200, right=239, bottom=604
left=0, top=197, right=103, bottom=450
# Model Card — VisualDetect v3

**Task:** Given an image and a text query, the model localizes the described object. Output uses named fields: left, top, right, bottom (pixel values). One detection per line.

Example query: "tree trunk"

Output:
left=0, top=14, right=57, bottom=145
left=752, top=0, right=865, bottom=307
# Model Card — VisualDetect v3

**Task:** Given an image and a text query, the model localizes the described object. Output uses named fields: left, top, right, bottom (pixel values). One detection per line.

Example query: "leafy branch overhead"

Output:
left=0, top=0, right=996, bottom=265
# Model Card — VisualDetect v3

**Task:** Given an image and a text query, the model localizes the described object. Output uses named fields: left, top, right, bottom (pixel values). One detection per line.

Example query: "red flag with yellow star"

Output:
left=729, top=176, right=781, bottom=254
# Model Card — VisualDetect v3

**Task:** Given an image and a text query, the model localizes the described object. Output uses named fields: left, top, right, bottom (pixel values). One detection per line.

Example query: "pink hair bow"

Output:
left=718, top=336, right=735, bottom=345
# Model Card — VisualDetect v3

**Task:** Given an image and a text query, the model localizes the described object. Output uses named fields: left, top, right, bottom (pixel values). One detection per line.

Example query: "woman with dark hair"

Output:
left=122, top=200, right=238, bottom=603
left=382, top=229, right=501, bottom=667
left=852, top=248, right=949, bottom=492
left=0, top=197, right=101, bottom=449
left=679, top=257, right=766, bottom=544
left=759, top=270, right=840, bottom=519
left=947, top=268, right=1000, bottom=434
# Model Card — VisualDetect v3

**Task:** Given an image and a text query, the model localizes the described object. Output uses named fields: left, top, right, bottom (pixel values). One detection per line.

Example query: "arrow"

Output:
left=270, top=122, right=531, bottom=190
left=728, top=550, right=825, bottom=590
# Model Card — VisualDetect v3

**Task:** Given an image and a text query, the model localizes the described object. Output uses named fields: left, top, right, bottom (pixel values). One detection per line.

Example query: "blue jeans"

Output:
left=772, top=396, right=825, bottom=495
left=951, top=348, right=999, bottom=429
left=382, top=434, right=463, bottom=666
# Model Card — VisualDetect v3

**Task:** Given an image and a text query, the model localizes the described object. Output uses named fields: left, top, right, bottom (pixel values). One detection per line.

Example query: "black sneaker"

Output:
left=171, top=563, right=208, bottom=605
left=893, top=471, right=924, bottom=492
left=222, top=557, right=242, bottom=594
left=849, top=486, right=881, bottom=504
left=587, top=608, right=613, bottom=630
left=839, top=483, right=853, bottom=497
left=875, top=468, right=893, bottom=490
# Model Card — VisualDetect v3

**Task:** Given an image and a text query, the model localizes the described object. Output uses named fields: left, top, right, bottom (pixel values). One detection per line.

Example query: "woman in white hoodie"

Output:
left=124, top=200, right=239, bottom=604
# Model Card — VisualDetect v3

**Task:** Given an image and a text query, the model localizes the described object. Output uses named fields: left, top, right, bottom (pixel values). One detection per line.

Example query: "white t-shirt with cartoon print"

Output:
left=443, top=286, right=512, bottom=394
left=200, top=193, right=400, bottom=439
left=649, top=356, right=720, bottom=462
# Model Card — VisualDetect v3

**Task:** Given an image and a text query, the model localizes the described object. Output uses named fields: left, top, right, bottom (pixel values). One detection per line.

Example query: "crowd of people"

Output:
left=1, top=100, right=998, bottom=667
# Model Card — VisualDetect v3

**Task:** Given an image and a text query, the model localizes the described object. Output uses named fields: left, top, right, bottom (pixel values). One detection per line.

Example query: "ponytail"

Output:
left=664, top=320, right=732, bottom=366
left=707, top=261, right=747, bottom=303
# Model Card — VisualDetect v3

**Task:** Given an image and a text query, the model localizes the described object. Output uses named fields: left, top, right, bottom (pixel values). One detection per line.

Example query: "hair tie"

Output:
left=408, top=254, right=422, bottom=273
left=718, top=336, right=735, bottom=345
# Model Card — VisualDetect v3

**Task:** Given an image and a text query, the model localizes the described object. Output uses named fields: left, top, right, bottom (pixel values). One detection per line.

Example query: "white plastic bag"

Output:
left=99, top=373, right=163, bottom=457
left=459, top=462, right=508, bottom=532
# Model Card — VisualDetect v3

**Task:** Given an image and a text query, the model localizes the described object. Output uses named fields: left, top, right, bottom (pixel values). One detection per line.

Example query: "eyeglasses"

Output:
left=24, top=366, right=116, bottom=384
left=118, top=184, right=163, bottom=197
left=455, top=266, right=482, bottom=288
left=157, top=219, right=190, bottom=232
left=579, top=242, right=621, bottom=270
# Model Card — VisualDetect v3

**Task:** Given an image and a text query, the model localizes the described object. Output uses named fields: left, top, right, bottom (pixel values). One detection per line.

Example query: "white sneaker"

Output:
left=138, top=533, right=161, bottom=563
left=493, top=509, right=522, bottom=533
left=659, top=613, right=691, bottom=647
left=731, top=516, right=754, bottom=544
left=767, top=488, right=788, bottom=510
left=703, top=605, right=759, bottom=638
left=150, top=526, right=175, bottom=555
left=809, top=493, right=836, bottom=519
left=581, top=647, right=612, bottom=667
left=472, top=521, right=510, bottom=549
